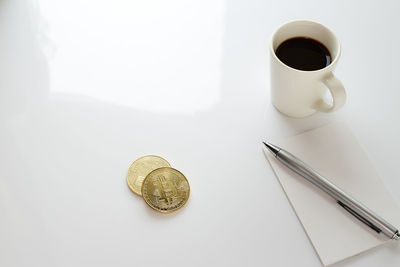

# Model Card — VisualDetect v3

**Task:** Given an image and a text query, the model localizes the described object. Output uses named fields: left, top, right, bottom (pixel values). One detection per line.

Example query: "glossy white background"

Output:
left=1, top=0, right=399, bottom=266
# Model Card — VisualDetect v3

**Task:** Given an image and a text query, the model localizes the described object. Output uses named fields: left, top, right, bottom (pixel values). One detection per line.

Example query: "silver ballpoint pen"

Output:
left=263, top=142, right=400, bottom=240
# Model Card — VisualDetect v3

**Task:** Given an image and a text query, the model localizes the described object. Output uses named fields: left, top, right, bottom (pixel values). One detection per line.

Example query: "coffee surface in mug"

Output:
left=275, top=37, right=331, bottom=71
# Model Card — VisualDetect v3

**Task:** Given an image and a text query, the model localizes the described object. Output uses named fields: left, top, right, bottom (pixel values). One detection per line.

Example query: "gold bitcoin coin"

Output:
left=126, top=155, right=171, bottom=196
left=141, top=167, right=190, bottom=213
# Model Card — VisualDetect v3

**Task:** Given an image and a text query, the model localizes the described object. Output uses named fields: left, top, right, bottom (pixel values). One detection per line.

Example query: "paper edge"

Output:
left=263, top=151, right=326, bottom=265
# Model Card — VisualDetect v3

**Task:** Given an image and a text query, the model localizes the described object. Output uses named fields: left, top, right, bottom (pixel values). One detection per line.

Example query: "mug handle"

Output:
left=314, top=73, right=346, bottom=112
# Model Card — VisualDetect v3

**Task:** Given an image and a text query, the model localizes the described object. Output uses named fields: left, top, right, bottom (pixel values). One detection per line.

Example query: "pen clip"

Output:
left=337, top=201, right=382, bottom=234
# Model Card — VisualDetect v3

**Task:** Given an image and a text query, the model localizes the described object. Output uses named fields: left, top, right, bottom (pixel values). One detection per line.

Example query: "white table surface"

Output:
left=1, top=1, right=399, bottom=266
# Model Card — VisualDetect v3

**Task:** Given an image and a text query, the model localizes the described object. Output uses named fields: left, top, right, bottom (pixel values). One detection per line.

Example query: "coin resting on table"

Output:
left=142, top=167, right=190, bottom=213
left=126, top=155, right=190, bottom=213
left=126, top=155, right=171, bottom=196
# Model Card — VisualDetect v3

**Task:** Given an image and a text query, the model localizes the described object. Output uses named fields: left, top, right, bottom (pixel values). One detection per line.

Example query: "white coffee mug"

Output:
left=270, top=20, right=346, bottom=118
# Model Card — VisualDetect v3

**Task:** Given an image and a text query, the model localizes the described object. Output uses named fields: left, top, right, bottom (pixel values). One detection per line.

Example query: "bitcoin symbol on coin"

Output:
left=142, top=167, right=190, bottom=213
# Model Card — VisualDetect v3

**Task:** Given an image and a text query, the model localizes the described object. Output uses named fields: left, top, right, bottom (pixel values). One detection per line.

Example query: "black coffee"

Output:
left=275, top=37, right=331, bottom=71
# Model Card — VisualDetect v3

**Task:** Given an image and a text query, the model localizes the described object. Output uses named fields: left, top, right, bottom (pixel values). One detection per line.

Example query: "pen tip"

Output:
left=262, top=141, right=281, bottom=157
left=394, top=232, right=400, bottom=240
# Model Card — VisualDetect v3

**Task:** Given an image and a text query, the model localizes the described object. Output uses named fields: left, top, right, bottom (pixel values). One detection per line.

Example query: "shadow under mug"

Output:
left=270, top=20, right=346, bottom=118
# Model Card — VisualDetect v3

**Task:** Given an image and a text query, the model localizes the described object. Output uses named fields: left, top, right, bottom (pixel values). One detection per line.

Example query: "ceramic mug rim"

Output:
left=270, top=20, right=341, bottom=74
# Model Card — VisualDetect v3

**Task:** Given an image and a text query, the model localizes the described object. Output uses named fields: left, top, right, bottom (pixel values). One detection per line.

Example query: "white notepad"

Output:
left=265, top=122, right=400, bottom=266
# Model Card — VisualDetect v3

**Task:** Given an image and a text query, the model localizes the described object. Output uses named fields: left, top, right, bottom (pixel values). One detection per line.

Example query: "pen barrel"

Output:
left=276, top=149, right=399, bottom=239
